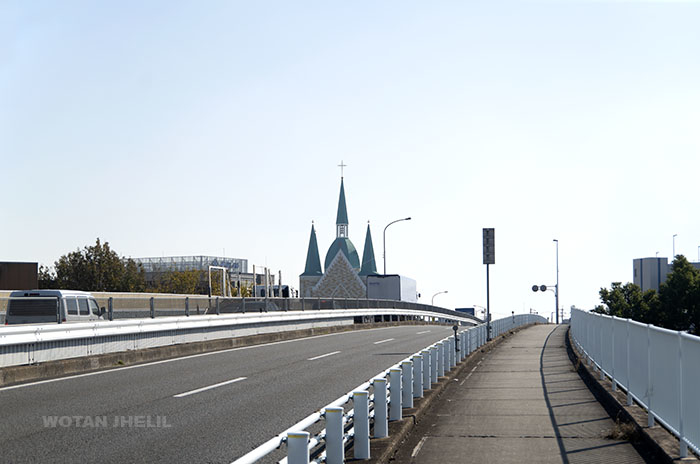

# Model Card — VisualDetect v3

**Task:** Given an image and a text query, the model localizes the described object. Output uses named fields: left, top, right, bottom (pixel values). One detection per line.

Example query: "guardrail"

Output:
left=570, top=308, right=699, bottom=458
left=0, top=295, right=482, bottom=323
left=0, top=306, right=480, bottom=368
left=233, top=313, right=546, bottom=463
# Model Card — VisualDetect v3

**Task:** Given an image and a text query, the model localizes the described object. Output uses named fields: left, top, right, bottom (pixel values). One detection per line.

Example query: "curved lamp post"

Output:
left=383, top=217, right=411, bottom=274
left=431, top=290, right=448, bottom=306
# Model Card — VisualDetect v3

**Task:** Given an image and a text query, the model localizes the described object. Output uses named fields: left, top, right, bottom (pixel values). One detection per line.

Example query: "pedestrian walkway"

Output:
left=392, top=324, right=647, bottom=463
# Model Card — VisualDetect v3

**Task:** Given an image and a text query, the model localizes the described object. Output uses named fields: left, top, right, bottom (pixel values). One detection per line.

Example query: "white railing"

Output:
left=570, top=308, right=699, bottom=458
left=0, top=308, right=479, bottom=368
left=233, top=313, right=546, bottom=464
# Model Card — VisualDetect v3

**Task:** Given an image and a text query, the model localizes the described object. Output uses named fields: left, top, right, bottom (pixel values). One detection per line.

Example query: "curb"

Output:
left=0, top=320, right=438, bottom=388
left=566, top=327, right=698, bottom=463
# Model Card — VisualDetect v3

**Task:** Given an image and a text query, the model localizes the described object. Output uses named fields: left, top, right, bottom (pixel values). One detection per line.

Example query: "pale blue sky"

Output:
left=2, top=1, right=699, bottom=318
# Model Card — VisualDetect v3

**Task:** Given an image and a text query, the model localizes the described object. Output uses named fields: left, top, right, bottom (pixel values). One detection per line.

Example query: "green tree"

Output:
left=51, top=238, right=146, bottom=291
left=597, top=282, right=659, bottom=324
left=658, top=255, right=700, bottom=333
left=152, top=270, right=203, bottom=294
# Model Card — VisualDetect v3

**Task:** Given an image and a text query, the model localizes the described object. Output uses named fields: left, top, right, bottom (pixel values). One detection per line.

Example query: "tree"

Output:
left=597, top=282, right=660, bottom=324
left=658, top=255, right=700, bottom=333
left=50, top=238, right=146, bottom=292
left=151, top=270, right=202, bottom=295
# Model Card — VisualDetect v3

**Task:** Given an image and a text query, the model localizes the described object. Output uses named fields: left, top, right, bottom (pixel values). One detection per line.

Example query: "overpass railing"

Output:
left=0, top=294, right=481, bottom=324
left=0, top=306, right=479, bottom=368
left=570, top=308, right=699, bottom=458
left=233, top=313, right=546, bottom=464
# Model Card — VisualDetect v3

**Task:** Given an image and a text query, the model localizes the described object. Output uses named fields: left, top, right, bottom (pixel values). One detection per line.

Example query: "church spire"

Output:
left=359, top=222, right=377, bottom=276
left=301, top=223, right=322, bottom=276
left=336, top=176, right=349, bottom=238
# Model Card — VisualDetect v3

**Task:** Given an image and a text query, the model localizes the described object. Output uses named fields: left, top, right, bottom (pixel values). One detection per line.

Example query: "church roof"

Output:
left=301, top=224, right=323, bottom=276
left=325, top=237, right=360, bottom=271
left=359, top=223, right=377, bottom=276
left=336, top=178, right=348, bottom=225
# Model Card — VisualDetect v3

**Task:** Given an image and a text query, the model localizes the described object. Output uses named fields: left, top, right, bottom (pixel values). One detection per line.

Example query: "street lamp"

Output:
left=532, top=239, right=560, bottom=324
left=383, top=217, right=411, bottom=274
left=673, top=234, right=678, bottom=258
left=431, top=290, right=448, bottom=306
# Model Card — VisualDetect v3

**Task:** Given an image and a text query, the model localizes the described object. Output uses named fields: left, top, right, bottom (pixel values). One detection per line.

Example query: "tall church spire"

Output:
left=336, top=177, right=349, bottom=238
left=302, top=223, right=322, bottom=276
left=359, top=222, right=377, bottom=276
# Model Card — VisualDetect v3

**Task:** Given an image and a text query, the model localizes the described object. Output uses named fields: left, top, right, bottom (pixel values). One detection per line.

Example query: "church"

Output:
left=299, top=174, right=377, bottom=298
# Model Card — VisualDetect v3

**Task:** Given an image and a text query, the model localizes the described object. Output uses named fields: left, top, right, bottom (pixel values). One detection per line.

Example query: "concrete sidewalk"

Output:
left=391, top=324, right=648, bottom=464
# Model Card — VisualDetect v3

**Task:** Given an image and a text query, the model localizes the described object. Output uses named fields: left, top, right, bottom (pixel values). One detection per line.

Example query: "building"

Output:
left=0, top=262, right=38, bottom=290
left=633, top=257, right=669, bottom=292
left=299, top=176, right=378, bottom=298
left=132, top=255, right=257, bottom=290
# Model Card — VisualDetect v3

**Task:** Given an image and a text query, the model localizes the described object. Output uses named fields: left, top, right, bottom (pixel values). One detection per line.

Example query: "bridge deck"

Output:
left=393, top=324, right=647, bottom=463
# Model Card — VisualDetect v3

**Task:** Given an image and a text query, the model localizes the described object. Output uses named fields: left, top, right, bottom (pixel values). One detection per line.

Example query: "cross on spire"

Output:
left=338, top=160, right=347, bottom=178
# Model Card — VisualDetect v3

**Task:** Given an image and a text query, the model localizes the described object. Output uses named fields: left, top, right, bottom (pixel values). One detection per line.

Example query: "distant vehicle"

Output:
left=4, top=290, right=105, bottom=325
left=366, top=275, right=418, bottom=303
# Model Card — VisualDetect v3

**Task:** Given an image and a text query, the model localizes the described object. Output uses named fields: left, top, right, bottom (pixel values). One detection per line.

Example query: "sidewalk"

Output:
left=391, top=324, right=648, bottom=463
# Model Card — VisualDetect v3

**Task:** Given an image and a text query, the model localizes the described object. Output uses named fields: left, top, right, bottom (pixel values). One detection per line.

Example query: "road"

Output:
left=0, top=324, right=455, bottom=463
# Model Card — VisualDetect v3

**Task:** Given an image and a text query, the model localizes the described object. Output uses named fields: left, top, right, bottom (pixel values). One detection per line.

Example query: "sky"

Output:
left=2, top=0, right=699, bottom=320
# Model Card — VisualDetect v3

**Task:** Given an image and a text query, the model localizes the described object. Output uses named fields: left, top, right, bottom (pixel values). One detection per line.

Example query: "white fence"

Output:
left=234, top=313, right=546, bottom=464
left=0, top=308, right=479, bottom=368
left=570, top=308, right=699, bottom=458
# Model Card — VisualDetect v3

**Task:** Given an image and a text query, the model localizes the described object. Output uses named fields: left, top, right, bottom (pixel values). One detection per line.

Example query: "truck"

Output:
left=366, top=275, right=417, bottom=303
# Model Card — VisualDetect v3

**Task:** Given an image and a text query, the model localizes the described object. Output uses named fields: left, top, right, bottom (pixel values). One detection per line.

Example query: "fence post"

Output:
left=185, top=297, right=189, bottom=317
left=389, top=368, right=402, bottom=421
left=646, top=324, right=654, bottom=427
left=413, top=354, right=423, bottom=398
left=401, top=361, right=413, bottom=408
left=611, top=316, right=616, bottom=391
left=216, top=297, right=220, bottom=315
left=436, top=342, right=444, bottom=377
left=430, top=346, right=438, bottom=384
left=150, top=297, right=155, bottom=318
left=422, top=350, right=430, bottom=391
left=626, top=319, right=632, bottom=406
left=599, top=319, right=605, bottom=381
left=679, top=332, right=687, bottom=458
left=324, top=407, right=344, bottom=464
left=373, top=378, right=388, bottom=438
left=353, top=391, right=370, bottom=459
left=108, top=297, right=113, bottom=321
left=287, top=431, right=310, bottom=464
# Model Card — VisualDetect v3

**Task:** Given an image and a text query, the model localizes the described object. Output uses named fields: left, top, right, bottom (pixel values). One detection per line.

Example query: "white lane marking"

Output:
left=174, top=377, right=246, bottom=398
left=0, top=324, right=444, bottom=392
left=416, top=330, right=431, bottom=334
left=412, top=436, right=428, bottom=458
left=307, top=350, right=341, bottom=361
left=460, top=365, right=479, bottom=386
left=373, top=338, right=395, bottom=345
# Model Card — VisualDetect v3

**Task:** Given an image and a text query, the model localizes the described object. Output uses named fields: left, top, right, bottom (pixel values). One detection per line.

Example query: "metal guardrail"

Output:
left=0, top=307, right=480, bottom=368
left=0, top=295, right=482, bottom=323
left=233, top=313, right=546, bottom=464
left=570, top=308, right=699, bottom=458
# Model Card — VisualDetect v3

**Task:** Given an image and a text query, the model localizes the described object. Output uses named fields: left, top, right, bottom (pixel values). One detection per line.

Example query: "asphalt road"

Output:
left=0, top=324, right=455, bottom=463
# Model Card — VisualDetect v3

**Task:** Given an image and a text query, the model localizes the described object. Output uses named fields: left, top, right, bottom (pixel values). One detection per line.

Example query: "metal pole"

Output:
left=324, top=407, right=344, bottom=464
left=353, top=391, right=370, bottom=459
left=389, top=368, right=402, bottom=421
left=554, top=239, right=559, bottom=325
left=413, top=354, right=423, bottom=398
left=486, top=264, right=491, bottom=341
left=287, top=431, right=310, bottom=464
left=401, top=361, right=413, bottom=408
left=383, top=217, right=411, bottom=274
left=373, top=378, right=388, bottom=438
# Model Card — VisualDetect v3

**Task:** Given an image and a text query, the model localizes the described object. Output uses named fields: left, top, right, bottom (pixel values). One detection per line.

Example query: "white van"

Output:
left=4, top=290, right=105, bottom=325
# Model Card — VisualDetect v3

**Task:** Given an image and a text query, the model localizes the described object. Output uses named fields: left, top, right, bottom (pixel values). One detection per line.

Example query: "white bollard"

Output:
left=287, top=431, right=310, bottom=464
left=422, top=350, right=430, bottom=390
left=430, top=346, right=438, bottom=384
left=437, top=343, right=444, bottom=377
left=324, top=407, right=344, bottom=464
left=353, top=391, right=370, bottom=459
left=373, top=378, right=388, bottom=438
left=413, top=354, right=423, bottom=398
left=449, top=338, right=456, bottom=368
left=402, top=361, right=413, bottom=408
left=389, top=368, right=402, bottom=421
